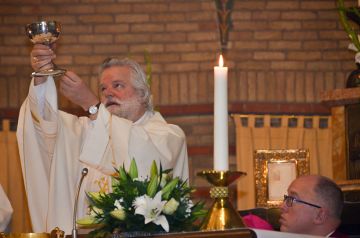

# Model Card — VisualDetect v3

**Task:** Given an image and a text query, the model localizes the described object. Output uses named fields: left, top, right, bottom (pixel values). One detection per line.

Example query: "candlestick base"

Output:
left=197, top=170, right=247, bottom=231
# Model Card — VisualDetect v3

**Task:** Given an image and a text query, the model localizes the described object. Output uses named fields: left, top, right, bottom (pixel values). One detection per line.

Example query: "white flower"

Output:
left=114, top=199, right=124, bottom=209
left=184, top=199, right=194, bottom=218
left=348, top=42, right=358, bottom=52
left=133, top=191, right=169, bottom=232
left=134, top=176, right=148, bottom=182
left=163, top=198, right=179, bottom=215
left=355, top=52, right=360, bottom=64
left=110, top=199, right=126, bottom=220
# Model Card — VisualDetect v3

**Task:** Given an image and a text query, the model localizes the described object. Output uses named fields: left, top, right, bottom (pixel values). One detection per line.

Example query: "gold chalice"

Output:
left=25, top=21, right=66, bottom=77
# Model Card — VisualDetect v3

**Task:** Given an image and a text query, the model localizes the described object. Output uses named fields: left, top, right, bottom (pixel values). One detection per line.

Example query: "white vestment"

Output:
left=16, top=77, right=189, bottom=234
left=0, top=184, right=13, bottom=232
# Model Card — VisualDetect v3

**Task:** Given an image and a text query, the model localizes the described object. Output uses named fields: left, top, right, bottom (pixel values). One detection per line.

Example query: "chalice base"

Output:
left=197, top=170, right=247, bottom=231
left=32, top=68, right=66, bottom=77
left=200, top=198, right=246, bottom=231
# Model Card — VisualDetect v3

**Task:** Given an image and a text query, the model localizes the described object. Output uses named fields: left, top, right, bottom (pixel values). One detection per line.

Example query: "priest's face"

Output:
left=99, top=66, right=145, bottom=121
left=279, top=176, right=322, bottom=235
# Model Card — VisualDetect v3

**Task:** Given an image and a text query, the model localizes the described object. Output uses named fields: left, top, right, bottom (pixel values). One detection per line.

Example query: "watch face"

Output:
left=89, top=105, right=98, bottom=115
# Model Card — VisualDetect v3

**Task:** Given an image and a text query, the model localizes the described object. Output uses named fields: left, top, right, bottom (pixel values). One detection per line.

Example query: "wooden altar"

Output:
left=321, top=87, right=360, bottom=180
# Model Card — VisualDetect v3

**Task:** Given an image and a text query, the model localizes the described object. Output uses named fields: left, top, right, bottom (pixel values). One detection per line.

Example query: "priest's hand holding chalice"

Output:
left=26, top=20, right=66, bottom=78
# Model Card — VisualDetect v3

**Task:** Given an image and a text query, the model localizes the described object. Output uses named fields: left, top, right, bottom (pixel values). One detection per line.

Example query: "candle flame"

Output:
left=218, top=54, right=224, bottom=67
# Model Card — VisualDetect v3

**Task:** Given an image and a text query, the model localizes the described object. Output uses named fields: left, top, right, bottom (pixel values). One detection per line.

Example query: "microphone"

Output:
left=72, top=168, right=88, bottom=238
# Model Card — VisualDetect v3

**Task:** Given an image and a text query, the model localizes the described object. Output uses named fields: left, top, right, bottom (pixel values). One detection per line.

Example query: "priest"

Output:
left=17, top=44, right=189, bottom=234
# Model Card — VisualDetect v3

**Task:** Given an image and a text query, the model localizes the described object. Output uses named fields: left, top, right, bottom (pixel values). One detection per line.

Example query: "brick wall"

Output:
left=0, top=0, right=356, bottom=188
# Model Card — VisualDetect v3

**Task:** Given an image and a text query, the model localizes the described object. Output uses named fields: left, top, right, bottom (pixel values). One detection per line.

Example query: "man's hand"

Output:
left=59, top=71, right=99, bottom=111
left=30, top=44, right=56, bottom=85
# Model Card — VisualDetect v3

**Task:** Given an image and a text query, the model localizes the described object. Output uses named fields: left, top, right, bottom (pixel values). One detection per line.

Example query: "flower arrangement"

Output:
left=77, top=159, right=207, bottom=238
left=337, top=0, right=360, bottom=53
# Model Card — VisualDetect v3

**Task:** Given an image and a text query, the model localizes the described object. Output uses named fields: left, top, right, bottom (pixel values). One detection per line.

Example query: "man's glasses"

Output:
left=283, top=195, right=321, bottom=208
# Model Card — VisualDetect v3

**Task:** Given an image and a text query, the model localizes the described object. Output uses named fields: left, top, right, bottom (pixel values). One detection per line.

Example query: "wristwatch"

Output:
left=88, top=102, right=101, bottom=115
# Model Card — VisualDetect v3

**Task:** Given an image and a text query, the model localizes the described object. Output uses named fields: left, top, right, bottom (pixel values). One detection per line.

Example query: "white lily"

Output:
left=133, top=191, right=169, bottom=232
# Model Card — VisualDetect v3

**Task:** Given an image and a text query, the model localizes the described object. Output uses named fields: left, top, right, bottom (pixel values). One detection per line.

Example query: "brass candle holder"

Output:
left=197, top=170, right=247, bottom=231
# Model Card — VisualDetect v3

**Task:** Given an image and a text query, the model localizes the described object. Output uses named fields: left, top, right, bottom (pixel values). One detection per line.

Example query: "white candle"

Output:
left=213, top=54, right=229, bottom=171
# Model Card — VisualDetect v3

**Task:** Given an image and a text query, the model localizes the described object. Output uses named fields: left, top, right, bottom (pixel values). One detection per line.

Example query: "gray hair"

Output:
left=98, top=57, right=153, bottom=111
left=314, top=176, right=343, bottom=220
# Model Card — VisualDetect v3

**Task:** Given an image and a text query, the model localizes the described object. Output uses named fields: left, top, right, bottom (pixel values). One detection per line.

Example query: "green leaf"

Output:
left=129, top=158, right=138, bottom=180
left=118, top=166, right=127, bottom=182
left=161, top=177, right=179, bottom=200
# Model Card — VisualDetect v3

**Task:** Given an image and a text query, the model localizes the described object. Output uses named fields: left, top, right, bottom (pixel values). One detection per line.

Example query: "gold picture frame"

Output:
left=254, top=149, right=310, bottom=207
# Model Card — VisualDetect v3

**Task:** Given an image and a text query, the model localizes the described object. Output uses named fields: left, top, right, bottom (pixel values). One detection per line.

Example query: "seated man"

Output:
left=280, top=175, right=346, bottom=237
left=0, top=184, right=13, bottom=232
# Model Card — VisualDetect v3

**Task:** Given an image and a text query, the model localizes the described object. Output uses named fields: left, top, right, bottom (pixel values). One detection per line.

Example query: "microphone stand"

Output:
left=72, top=168, right=88, bottom=238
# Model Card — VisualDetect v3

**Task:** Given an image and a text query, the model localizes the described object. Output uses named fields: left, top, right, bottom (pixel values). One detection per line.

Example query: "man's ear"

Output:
left=314, top=208, right=327, bottom=225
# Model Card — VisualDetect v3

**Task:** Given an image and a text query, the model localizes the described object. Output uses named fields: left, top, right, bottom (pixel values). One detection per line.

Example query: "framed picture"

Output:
left=254, top=149, right=310, bottom=207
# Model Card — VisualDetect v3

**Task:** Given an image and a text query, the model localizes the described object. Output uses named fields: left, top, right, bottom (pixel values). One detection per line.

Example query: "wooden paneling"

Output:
left=0, top=120, right=32, bottom=233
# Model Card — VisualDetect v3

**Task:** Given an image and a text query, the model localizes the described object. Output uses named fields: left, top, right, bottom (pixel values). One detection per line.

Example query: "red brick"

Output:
left=115, top=34, right=151, bottom=43
left=251, top=11, right=281, bottom=20
left=271, top=61, right=305, bottom=70
left=281, top=11, right=317, bottom=20
left=322, top=51, right=353, bottom=61
left=129, top=44, right=164, bottom=53
left=78, top=34, right=113, bottom=44
left=181, top=52, right=213, bottom=62
left=57, top=5, right=95, bottom=14
left=188, top=32, right=217, bottom=41
left=165, top=23, right=199, bottom=32
left=300, top=1, right=336, bottom=10
left=93, top=45, right=128, bottom=54
left=267, top=1, right=300, bottom=10
left=150, top=13, right=185, bottom=22
left=165, top=43, right=196, bottom=52
left=64, top=25, right=93, bottom=34
left=231, top=11, right=252, bottom=21
left=187, top=12, right=213, bottom=21
left=164, top=63, right=199, bottom=72
left=319, top=30, right=349, bottom=40
left=20, top=6, right=57, bottom=14
left=151, top=33, right=187, bottom=43
left=237, top=61, right=270, bottom=71
left=235, top=1, right=266, bottom=10
left=74, top=55, right=106, bottom=65
left=95, top=4, right=131, bottom=13
left=1, top=56, right=28, bottom=65
left=302, top=21, right=337, bottom=30
left=169, top=2, right=201, bottom=12
left=283, top=31, right=318, bottom=40
left=304, top=40, right=338, bottom=50
left=149, top=53, right=180, bottom=63
left=235, top=21, right=269, bottom=30
left=234, top=41, right=268, bottom=50
left=288, top=51, right=321, bottom=60
left=306, top=62, right=342, bottom=71
left=131, top=23, right=165, bottom=33
left=94, top=24, right=129, bottom=33
left=254, top=31, right=282, bottom=40
left=78, top=15, right=113, bottom=23
left=269, top=21, right=302, bottom=30
left=115, top=14, right=149, bottom=23
left=133, top=3, right=168, bottom=13
left=254, top=51, right=285, bottom=60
